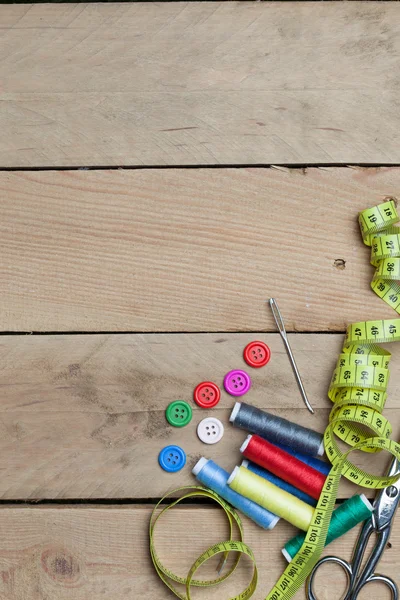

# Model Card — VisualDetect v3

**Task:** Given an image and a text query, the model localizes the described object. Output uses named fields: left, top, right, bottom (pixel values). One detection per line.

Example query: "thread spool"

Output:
left=228, top=466, right=314, bottom=531
left=230, top=402, right=324, bottom=457
left=275, top=443, right=331, bottom=477
left=241, top=460, right=317, bottom=507
left=282, top=494, right=373, bottom=562
left=192, top=458, right=279, bottom=530
left=241, top=435, right=326, bottom=501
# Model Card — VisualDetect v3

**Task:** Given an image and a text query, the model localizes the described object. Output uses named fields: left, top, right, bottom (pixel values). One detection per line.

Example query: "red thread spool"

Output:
left=241, top=434, right=326, bottom=500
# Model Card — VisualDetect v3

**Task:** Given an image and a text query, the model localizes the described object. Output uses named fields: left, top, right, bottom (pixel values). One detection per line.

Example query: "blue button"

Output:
left=158, top=445, right=186, bottom=473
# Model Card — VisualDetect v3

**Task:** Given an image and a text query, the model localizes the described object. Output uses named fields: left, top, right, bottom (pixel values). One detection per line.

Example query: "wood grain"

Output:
left=1, top=2, right=400, bottom=167
left=0, top=503, right=398, bottom=599
left=2, top=167, right=400, bottom=332
left=0, top=332, right=399, bottom=500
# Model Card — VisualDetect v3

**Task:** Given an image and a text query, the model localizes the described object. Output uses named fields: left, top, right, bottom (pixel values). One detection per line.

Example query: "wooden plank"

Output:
left=0, top=332, right=399, bottom=500
left=0, top=503, right=398, bottom=599
left=1, top=167, right=400, bottom=332
left=1, top=2, right=400, bottom=167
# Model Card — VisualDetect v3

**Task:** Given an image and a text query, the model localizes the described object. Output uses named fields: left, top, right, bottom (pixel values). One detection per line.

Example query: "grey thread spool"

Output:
left=230, top=402, right=324, bottom=457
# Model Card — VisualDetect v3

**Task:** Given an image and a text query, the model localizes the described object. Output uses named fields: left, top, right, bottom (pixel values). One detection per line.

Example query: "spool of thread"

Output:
left=228, top=466, right=314, bottom=531
left=230, top=402, right=324, bottom=457
left=282, top=494, right=373, bottom=561
left=275, top=443, right=331, bottom=476
left=242, top=460, right=317, bottom=507
left=241, top=434, right=326, bottom=501
left=192, top=458, right=280, bottom=530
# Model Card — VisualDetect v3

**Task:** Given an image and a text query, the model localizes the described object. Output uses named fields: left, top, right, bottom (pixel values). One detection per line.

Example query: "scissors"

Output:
left=306, top=456, right=400, bottom=599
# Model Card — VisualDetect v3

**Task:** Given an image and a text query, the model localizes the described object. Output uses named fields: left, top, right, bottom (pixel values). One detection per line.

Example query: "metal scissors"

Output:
left=306, top=456, right=400, bottom=599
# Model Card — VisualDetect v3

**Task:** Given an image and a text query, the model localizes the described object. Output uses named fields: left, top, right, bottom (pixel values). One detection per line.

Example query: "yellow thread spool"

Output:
left=228, top=466, right=314, bottom=531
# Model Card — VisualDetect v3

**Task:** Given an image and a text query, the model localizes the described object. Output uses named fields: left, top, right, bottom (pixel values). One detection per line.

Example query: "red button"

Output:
left=194, top=382, right=221, bottom=408
left=243, top=341, right=271, bottom=368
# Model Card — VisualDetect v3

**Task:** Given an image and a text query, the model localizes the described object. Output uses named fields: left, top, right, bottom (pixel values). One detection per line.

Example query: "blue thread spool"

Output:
left=241, top=460, right=317, bottom=506
left=192, top=458, right=280, bottom=530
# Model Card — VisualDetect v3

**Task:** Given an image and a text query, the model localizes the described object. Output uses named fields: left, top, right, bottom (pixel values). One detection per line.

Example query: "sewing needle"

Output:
left=269, top=298, right=314, bottom=414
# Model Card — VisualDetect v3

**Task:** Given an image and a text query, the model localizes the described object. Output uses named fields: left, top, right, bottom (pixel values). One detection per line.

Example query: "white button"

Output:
left=197, top=417, right=224, bottom=445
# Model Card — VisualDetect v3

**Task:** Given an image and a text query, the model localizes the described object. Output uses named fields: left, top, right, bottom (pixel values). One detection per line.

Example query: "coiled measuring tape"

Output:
left=265, top=201, right=400, bottom=600
left=151, top=199, right=400, bottom=600
left=359, top=198, right=400, bottom=311
left=149, top=486, right=258, bottom=599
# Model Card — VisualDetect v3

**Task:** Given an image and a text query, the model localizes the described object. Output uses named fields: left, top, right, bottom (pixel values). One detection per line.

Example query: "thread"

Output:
left=230, top=402, right=324, bottom=457
left=192, top=457, right=279, bottom=530
left=241, top=435, right=326, bottom=501
left=228, top=465, right=314, bottom=531
left=275, top=443, right=331, bottom=476
left=282, top=494, right=373, bottom=562
left=242, top=460, right=317, bottom=507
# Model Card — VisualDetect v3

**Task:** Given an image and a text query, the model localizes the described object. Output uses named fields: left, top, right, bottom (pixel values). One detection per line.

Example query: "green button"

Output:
left=166, top=401, right=192, bottom=427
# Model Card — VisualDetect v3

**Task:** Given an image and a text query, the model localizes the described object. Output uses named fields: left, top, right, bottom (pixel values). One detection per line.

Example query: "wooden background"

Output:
left=1, top=2, right=400, bottom=599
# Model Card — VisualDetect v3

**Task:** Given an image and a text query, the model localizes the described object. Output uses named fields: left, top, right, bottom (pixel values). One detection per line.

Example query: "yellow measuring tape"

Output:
left=266, top=200, right=400, bottom=599
left=359, top=198, right=400, bottom=311
left=149, top=486, right=258, bottom=599
left=151, top=199, right=400, bottom=600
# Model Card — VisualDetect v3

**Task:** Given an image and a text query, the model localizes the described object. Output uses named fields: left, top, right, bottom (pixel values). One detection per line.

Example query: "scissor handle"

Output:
left=306, top=555, right=353, bottom=600
left=349, top=574, right=398, bottom=600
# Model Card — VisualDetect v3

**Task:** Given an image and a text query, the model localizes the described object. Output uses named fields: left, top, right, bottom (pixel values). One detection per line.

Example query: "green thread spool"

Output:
left=228, top=465, right=315, bottom=531
left=282, top=494, right=373, bottom=562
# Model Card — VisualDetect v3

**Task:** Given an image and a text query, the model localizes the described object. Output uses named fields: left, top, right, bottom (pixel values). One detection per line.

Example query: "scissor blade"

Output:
left=374, top=456, right=400, bottom=531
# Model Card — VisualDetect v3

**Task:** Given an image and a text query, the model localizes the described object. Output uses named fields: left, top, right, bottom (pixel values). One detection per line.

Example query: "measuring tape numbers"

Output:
left=359, top=198, right=400, bottom=312
left=265, top=200, right=400, bottom=600
left=149, top=486, right=258, bottom=600
left=151, top=199, right=400, bottom=600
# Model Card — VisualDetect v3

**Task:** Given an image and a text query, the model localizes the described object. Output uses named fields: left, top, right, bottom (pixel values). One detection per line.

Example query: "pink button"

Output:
left=223, top=369, right=251, bottom=397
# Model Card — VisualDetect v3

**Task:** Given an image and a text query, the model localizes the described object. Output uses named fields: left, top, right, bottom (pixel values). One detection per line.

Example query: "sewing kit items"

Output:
left=243, top=340, right=271, bottom=368
left=228, top=465, right=315, bottom=531
left=242, top=459, right=317, bottom=506
left=165, top=400, right=193, bottom=427
left=267, top=439, right=400, bottom=600
left=269, top=297, right=314, bottom=414
left=158, top=445, right=186, bottom=473
left=241, top=434, right=326, bottom=500
left=151, top=200, right=400, bottom=600
left=306, top=457, right=400, bottom=599
left=193, top=381, right=220, bottom=408
left=264, top=202, right=400, bottom=600
left=283, top=494, right=373, bottom=562
left=196, top=417, right=224, bottom=444
left=223, top=369, right=251, bottom=396
left=192, top=458, right=279, bottom=529
left=149, top=486, right=258, bottom=600
left=230, top=401, right=324, bottom=457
